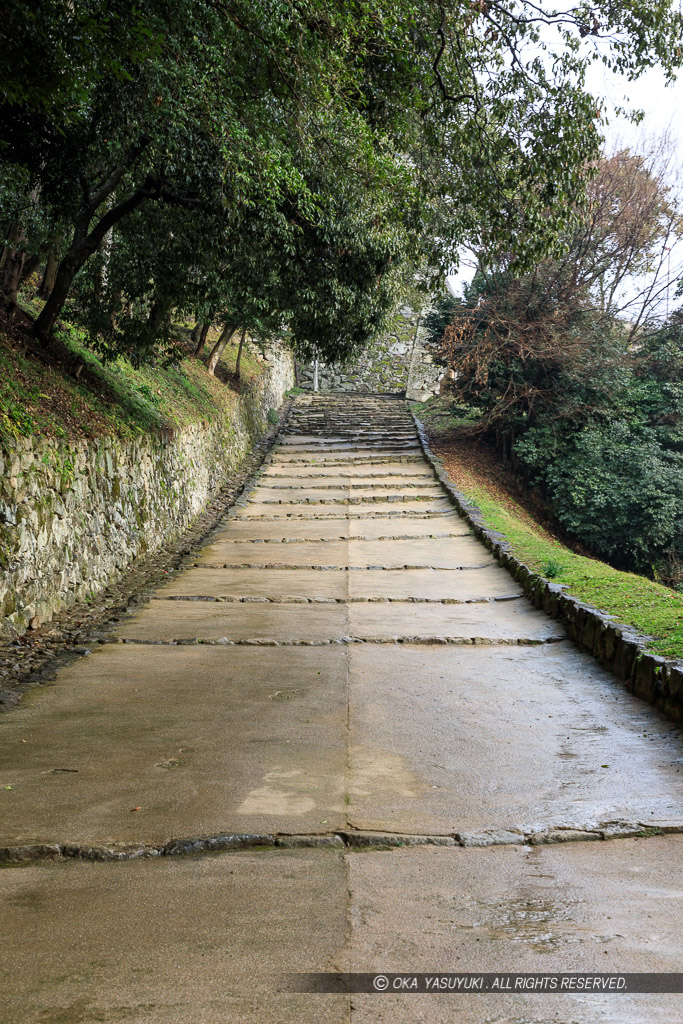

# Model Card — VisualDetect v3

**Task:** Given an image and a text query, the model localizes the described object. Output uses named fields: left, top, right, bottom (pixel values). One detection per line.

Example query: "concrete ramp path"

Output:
left=1, top=393, right=682, bottom=1023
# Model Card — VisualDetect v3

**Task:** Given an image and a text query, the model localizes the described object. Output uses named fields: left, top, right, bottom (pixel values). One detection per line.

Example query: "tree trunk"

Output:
left=194, top=322, right=210, bottom=356
left=206, top=322, right=238, bottom=376
left=32, top=176, right=156, bottom=344
left=3, top=253, right=26, bottom=317
left=1, top=223, right=26, bottom=314
left=235, top=326, right=247, bottom=378
left=146, top=293, right=172, bottom=338
left=37, top=245, right=59, bottom=300
left=32, top=248, right=82, bottom=339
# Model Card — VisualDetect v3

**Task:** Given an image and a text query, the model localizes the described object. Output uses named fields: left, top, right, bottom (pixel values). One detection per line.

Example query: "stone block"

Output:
left=665, top=666, right=683, bottom=702
left=602, top=623, right=620, bottom=664
left=632, top=656, right=659, bottom=703
left=613, top=636, right=640, bottom=681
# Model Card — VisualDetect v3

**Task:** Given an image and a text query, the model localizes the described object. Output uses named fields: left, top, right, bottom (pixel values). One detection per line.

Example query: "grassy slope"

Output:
left=1, top=295, right=267, bottom=446
left=416, top=398, right=683, bottom=661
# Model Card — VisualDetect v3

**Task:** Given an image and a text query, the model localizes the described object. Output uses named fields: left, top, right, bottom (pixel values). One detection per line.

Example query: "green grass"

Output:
left=0, top=300, right=267, bottom=445
left=462, top=480, right=683, bottom=660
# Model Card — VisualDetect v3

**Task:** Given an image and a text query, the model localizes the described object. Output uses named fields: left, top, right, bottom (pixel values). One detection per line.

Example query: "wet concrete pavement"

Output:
left=1, top=393, right=683, bottom=1023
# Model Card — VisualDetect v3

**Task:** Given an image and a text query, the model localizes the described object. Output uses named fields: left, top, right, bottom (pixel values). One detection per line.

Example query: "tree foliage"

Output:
left=2, top=0, right=682, bottom=367
left=431, top=144, right=683, bottom=579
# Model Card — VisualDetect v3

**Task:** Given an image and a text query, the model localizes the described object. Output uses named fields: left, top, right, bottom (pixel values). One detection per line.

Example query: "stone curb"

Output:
left=410, top=411, right=683, bottom=724
left=2, top=821, right=681, bottom=862
left=112, top=636, right=565, bottom=647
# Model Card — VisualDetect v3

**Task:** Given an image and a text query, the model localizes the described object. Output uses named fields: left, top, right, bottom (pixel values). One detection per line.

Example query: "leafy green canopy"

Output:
left=0, top=0, right=159, bottom=113
left=1, top=0, right=682, bottom=362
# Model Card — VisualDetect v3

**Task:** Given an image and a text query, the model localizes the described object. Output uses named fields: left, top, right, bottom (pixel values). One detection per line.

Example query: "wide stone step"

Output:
left=2, top=644, right=680, bottom=846
left=195, top=536, right=497, bottom=568
left=270, top=453, right=425, bottom=465
left=154, top=565, right=522, bottom=602
left=260, top=465, right=435, bottom=479
left=235, top=500, right=456, bottom=517
left=113, top=598, right=564, bottom=644
left=246, top=492, right=445, bottom=505
left=254, top=478, right=439, bottom=490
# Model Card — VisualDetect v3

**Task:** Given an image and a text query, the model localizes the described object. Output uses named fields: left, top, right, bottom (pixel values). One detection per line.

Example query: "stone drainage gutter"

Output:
left=410, top=411, right=683, bottom=725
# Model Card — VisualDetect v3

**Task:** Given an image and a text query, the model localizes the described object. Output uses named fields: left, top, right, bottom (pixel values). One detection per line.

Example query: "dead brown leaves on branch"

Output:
left=438, top=138, right=683, bottom=443
left=439, top=282, right=620, bottom=442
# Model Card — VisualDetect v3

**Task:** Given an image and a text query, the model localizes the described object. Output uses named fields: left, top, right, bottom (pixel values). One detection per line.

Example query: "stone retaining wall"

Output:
left=0, top=344, right=294, bottom=639
left=404, top=318, right=443, bottom=402
left=412, top=412, right=683, bottom=724
left=298, top=306, right=443, bottom=398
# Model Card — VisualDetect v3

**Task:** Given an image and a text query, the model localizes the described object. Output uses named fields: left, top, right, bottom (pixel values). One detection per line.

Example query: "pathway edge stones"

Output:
left=411, top=410, right=683, bottom=723
left=2, top=821, right=682, bottom=863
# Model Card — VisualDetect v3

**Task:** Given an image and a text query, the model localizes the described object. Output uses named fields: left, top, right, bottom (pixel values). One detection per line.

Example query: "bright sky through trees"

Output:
left=586, top=58, right=683, bottom=148
left=447, top=1, right=683, bottom=310
left=448, top=62, right=683, bottom=311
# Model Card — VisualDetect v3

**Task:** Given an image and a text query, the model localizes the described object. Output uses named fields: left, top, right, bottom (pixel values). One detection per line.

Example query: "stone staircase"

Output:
left=286, top=393, right=418, bottom=448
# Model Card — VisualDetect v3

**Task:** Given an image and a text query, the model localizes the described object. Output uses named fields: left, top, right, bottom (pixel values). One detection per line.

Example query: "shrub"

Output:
left=541, top=558, right=564, bottom=579
left=516, top=421, right=683, bottom=572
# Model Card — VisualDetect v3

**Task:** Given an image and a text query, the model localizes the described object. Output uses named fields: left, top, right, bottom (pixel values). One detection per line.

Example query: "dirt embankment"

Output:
left=425, top=424, right=589, bottom=555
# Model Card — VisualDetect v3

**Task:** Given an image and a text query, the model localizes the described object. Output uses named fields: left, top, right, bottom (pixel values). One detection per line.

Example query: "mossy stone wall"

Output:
left=298, top=308, right=419, bottom=394
left=0, top=346, right=294, bottom=638
left=298, top=306, right=444, bottom=399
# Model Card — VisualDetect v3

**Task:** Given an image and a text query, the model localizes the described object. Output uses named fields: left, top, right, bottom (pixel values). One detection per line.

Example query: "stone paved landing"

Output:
left=1, top=392, right=682, bottom=1023
left=2, top=839, right=683, bottom=1024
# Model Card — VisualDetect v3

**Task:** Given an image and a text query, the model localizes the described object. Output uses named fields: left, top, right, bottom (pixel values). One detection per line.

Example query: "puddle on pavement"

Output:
left=479, top=890, right=578, bottom=953
left=463, top=856, right=582, bottom=955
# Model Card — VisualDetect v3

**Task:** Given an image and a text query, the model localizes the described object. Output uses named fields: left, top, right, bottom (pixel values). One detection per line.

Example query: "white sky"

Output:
left=446, top=43, right=683, bottom=304
left=586, top=61, right=683, bottom=152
